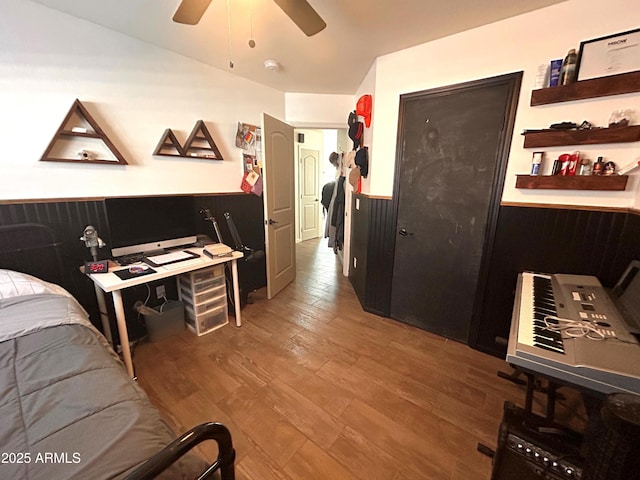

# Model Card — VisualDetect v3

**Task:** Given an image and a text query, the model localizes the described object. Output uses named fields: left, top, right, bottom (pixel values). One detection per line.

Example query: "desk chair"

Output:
left=223, top=212, right=266, bottom=308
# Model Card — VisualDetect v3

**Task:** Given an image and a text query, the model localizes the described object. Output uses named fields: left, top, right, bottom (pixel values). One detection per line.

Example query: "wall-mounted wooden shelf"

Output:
left=153, top=128, right=184, bottom=157
left=515, top=174, right=628, bottom=191
left=59, top=130, right=103, bottom=138
left=41, top=99, right=127, bottom=165
left=152, top=120, right=223, bottom=160
left=530, top=71, right=640, bottom=106
left=183, top=120, right=224, bottom=160
left=523, top=125, right=640, bottom=148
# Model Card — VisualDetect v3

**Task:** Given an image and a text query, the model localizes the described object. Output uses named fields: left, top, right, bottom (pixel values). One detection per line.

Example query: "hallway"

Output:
left=134, top=238, right=584, bottom=479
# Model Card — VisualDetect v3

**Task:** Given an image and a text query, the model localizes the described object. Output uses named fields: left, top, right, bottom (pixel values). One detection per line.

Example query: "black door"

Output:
left=390, top=73, right=521, bottom=342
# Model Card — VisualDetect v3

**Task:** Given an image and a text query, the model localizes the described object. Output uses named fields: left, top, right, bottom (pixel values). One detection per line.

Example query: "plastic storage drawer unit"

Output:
left=178, top=265, right=228, bottom=336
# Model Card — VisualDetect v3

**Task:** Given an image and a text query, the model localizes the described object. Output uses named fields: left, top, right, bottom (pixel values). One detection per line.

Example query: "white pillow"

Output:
left=0, top=269, right=71, bottom=300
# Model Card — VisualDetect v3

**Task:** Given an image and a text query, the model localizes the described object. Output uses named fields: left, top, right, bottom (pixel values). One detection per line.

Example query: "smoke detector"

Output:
left=264, top=59, right=280, bottom=72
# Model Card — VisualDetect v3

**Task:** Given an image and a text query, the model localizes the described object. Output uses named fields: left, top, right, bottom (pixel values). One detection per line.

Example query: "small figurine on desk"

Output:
left=80, top=225, right=108, bottom=274
left=80, top=225, right=105, bottom=261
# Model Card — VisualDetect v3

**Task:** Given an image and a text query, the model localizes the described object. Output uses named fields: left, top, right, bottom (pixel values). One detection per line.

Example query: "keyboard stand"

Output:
left=498, top=365, right=565, bottom=419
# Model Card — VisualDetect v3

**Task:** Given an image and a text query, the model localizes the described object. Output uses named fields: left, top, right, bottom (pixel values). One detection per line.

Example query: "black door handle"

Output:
left=268, top=218, right=278, bottom=225
left=398, top=228, right=413, bottom=237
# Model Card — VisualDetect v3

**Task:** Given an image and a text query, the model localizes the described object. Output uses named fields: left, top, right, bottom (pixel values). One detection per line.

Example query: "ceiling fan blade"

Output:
left=272, top=0, right=327, bottom=37
left=172, top=0, right=212, bottom=25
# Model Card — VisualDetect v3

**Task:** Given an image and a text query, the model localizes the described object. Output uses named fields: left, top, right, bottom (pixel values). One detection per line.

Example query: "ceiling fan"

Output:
left=172, top=0, right=327, bottom=37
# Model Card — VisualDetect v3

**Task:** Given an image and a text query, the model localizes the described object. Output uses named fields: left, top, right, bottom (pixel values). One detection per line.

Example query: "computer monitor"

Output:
left=612, top=260, right=640, bottom=335
left=105, top=195, right=197, bottom=259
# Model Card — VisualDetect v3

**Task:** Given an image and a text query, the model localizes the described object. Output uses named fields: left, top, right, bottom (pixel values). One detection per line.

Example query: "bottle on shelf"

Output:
left=560, top=49, right=577, bottom=86
left=549, top=59, right=562, bottom=87
left=531, top=151, right=544, bottom=175
left=593, top=156, right=604, bottom=175
left=579, top=158, right=592, bottom=176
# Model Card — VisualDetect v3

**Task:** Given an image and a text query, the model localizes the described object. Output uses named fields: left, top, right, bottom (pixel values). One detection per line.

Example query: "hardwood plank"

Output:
left=328, top=426, right=428, bottom=480
left=217, top=386, right=307, bottom=468
left=275, top=363, right=353, bottom=418
left=316, top=360, right=428, bottom=418
left=169, top=390, right=253, bottom=463
left=283, top=440, right=359, bottom=480
left=173, top=349, right=243, bottom=403
left=287, top=328, right=359, bottom=365
left=352, top=355, right=440, bottom=411
left=263, top=378, right=345, bottom=450
left=433, top=392, right=502, bottom=448
left=236, top=445, right=293, bottom=480
left=339, top=399, right=454, bottom=480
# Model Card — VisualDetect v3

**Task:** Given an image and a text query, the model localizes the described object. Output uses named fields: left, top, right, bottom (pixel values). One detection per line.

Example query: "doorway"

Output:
left=390, top=72, right=522, bottom=342
left=299, top=147, right=321, bottom=241
left=294, top=129, right=350, bottom=264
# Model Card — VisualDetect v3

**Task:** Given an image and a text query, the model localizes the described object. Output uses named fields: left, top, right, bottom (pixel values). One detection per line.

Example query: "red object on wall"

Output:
left=356, top=94, right=372, bottom=127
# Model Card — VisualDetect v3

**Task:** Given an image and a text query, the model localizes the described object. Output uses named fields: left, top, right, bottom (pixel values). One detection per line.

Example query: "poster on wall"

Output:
left=235, top=122, right=262, bottom=162
left=237, top=122, right=263, bottom=196
left=236, top=122, right=256, bottom=152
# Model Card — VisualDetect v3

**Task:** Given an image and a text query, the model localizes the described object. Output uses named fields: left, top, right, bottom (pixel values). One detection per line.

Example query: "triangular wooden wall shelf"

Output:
left=40, top=99, right=128, bottom=165
left=182, top=120, right=224, bottom=160
left=153, top=128, right=185, bottom=156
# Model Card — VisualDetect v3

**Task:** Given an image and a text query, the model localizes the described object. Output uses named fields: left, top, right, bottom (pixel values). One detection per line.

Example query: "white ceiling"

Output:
left=31, top=0, right=565, bottom=94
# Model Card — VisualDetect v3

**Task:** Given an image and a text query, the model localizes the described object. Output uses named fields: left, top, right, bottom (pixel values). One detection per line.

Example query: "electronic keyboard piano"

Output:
left=507, top=271, right=640, bottom=395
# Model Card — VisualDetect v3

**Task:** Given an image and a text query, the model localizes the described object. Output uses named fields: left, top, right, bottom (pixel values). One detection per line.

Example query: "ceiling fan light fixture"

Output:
left=264, top=59, right=281, bottom=72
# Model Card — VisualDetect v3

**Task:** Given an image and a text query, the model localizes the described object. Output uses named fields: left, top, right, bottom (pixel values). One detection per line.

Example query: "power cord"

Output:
left=543, top=315, right=606, bottom=340
left=158, top=293, right=168, bottom=313
left=543, top=315, right=638, bottom=345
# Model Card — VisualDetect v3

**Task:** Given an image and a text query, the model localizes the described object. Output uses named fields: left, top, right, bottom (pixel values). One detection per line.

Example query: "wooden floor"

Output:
left=134, top=238, right=586, bottom=480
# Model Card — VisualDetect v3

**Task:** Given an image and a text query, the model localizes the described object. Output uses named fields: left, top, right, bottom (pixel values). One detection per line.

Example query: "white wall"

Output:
left=368, top=0, right=640, bottom=208
left=353, top=63, right=377, bottom=196
left=0, top=0, right=284, bottom=201
left=285, top=93, right=355, bottom=128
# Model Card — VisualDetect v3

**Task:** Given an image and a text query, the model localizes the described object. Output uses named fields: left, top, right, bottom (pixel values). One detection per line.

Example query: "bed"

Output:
left=0, top=224, right=235, bottom=480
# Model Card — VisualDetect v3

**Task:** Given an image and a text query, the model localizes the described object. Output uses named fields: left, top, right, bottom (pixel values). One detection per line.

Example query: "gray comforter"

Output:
left=0, top=292, right=205, bottom=480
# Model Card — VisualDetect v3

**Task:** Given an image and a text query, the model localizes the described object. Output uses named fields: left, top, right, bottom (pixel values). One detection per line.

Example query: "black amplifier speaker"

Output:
left=491, top=402, right=584, bottom=480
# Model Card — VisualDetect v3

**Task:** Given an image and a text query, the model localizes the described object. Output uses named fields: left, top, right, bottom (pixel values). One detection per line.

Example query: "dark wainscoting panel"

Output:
left=469, top=205, right=640, bottom=358
left=0, top=194, right=265, bottom=341
left=349, top=194, right=395, bottom=317
left=350, top=198, right=639, bottom=358
left=0, top=200, right=109, bottom=329
left=349, top=194, right=369, bottom=304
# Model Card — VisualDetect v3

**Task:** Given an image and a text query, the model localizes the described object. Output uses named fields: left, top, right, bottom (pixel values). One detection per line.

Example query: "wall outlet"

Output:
left=156, top=285, right=166, bottom=299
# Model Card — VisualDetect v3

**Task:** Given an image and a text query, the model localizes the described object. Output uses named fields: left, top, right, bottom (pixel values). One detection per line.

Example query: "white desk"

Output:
left=88, top=248, right=243, bottom=377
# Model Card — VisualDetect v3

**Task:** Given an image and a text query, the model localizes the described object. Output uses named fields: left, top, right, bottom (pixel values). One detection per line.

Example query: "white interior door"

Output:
left=299, top=147, right=320, bottom=241
left=263, top=113, right=296, bottom=299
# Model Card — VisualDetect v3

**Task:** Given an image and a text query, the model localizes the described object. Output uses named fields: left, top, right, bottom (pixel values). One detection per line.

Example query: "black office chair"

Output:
left=223, top=212, right=265, bottom=264
left=222, top=212, right=266, bottom=308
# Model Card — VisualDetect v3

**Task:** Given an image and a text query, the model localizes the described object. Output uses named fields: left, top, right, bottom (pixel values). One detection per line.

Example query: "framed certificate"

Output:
left=576, top=28, right=640, bottom=81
